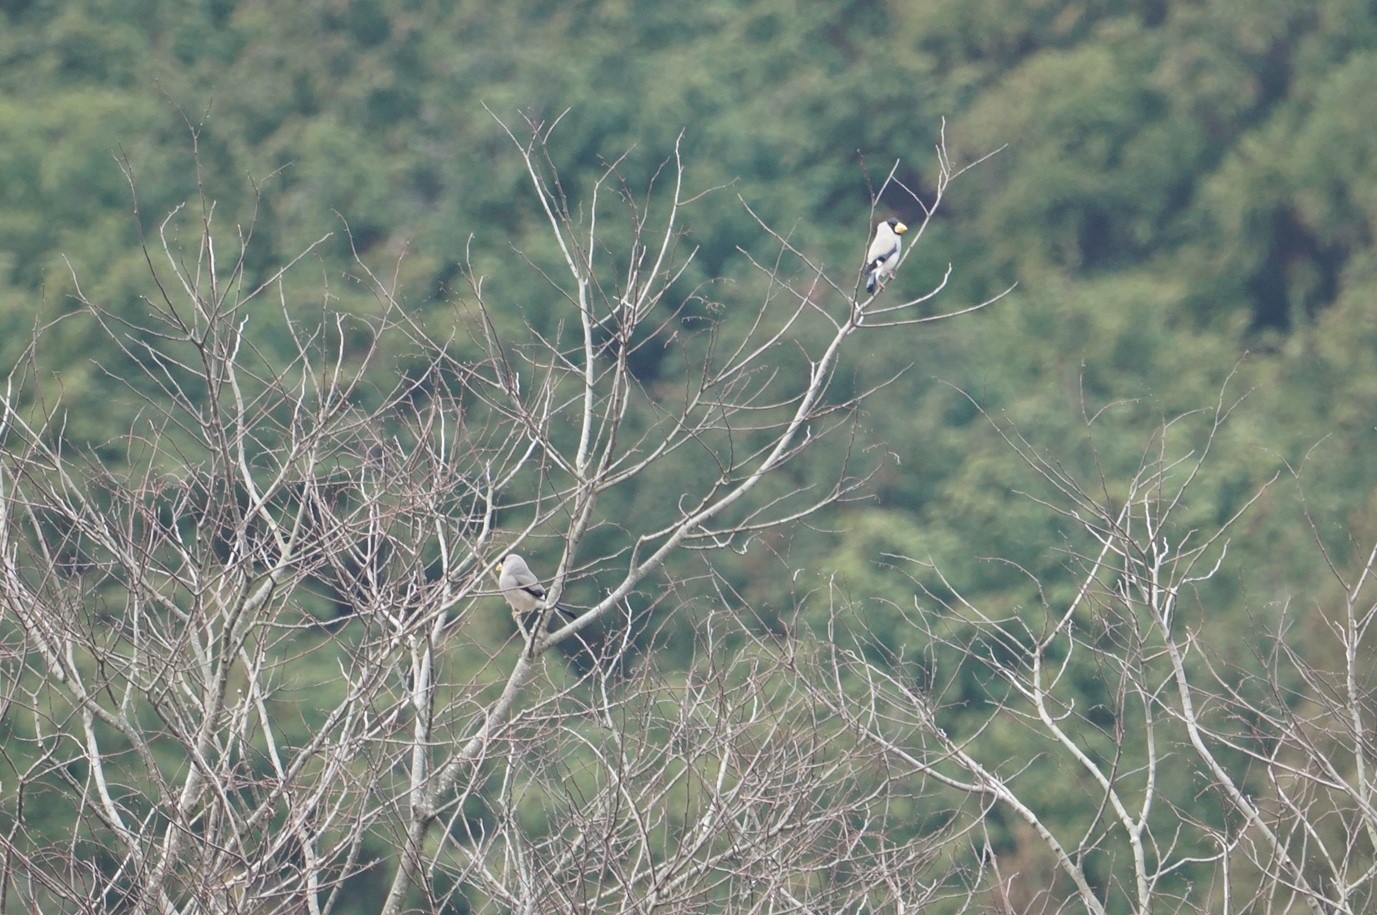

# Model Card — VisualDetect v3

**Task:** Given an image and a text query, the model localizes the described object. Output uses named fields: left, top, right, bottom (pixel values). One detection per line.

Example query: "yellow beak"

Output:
left=894, top=222, right=908, bottom=235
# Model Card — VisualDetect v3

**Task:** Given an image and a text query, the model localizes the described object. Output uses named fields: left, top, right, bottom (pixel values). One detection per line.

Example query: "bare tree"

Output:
left=0, top=115, right=1002, bottom=914
left=792, top=377, right=1377, bottom=914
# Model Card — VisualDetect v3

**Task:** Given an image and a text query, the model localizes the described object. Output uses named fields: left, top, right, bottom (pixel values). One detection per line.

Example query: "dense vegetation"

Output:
left=3, top=0, right=1377, bottom=910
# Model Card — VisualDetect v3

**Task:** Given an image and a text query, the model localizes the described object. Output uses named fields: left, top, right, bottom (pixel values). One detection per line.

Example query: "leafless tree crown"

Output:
left=0, top=117, right=1010, bottom=914
left=2, top=115, right=1360, bottom=915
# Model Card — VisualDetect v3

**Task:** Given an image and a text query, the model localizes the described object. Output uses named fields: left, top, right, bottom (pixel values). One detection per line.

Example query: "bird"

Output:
left=863, top=217, right=908, bottom=293
left=495, top=553, right=576, bottom=621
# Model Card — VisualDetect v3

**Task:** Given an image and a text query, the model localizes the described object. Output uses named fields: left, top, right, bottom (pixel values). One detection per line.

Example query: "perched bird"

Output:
left=863, top=217, right=908, bottom=293
left=495, top=553, right=576, bottom=621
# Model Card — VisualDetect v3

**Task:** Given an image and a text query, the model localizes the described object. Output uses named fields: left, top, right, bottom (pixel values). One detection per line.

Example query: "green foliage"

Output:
left=2, top=0, right=1377, bottom=909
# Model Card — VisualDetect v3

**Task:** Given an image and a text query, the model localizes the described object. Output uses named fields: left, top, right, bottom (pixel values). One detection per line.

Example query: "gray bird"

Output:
left=863, top=217, right=908, bottom=293
left=496, top=553, right=576, bottom=620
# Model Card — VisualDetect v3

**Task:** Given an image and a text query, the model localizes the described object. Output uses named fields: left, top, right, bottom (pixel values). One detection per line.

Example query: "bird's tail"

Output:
left=865, top=273, right=877, bottom=293
left=553, top=602, right=578, bottom=620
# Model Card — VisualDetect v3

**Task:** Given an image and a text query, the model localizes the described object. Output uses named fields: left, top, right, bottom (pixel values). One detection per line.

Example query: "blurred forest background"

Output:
left=3, top=0, right=1377, bottom=911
